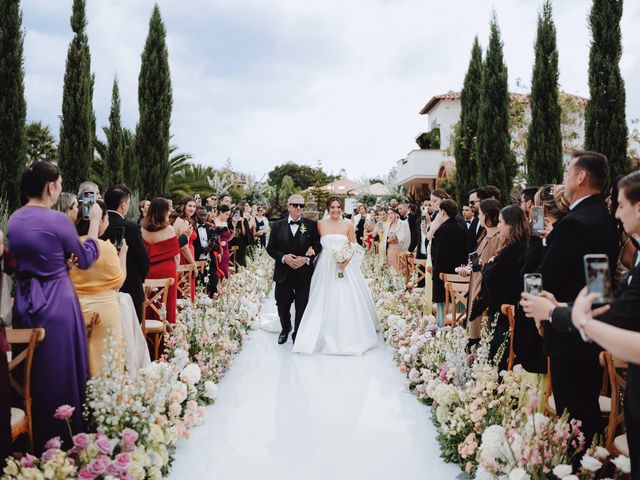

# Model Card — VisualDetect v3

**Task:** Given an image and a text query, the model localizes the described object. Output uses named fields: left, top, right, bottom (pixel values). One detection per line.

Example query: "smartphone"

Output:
left=523, top=273, right=543, bottom=296
left=584, top=254, right=613, bottom=305
left=82, top=192, right=96, bottom=220
left=531, top=206, right=545, bottom=236
left=469, top=251, right=480, bottom=272
left=112, top=227, right=125, bottom=252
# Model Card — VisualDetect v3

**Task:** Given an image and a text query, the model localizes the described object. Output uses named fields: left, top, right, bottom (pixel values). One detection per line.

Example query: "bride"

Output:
left=292, top=196, right=379, bottom=355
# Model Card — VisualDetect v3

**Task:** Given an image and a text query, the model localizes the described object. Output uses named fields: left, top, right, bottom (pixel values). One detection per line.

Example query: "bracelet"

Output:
left=578, top=316, right=592, bottom=343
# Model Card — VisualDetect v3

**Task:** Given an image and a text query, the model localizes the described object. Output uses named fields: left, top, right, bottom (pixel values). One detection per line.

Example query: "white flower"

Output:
left=593, top=446, right=609, bottom=460
left=204, top=381, right=218, bottom=400
left=180, top=363, right=202, bottom=385
left=524, top=412, right=550, bottom=436
left=580, top=454, right=603, bottom=472
left=509, top=468, right=530, bottom=480
left=562, top=476, right=579, bottom=480
left=479, top=425, right=507, bottom=462
left=552, top=464, right=573, bottom=478
left=611, top=455, right=631, bottom=474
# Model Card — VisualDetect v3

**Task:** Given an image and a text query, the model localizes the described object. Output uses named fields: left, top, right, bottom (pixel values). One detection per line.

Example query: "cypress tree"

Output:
left=454, top=36, right=483, bottom=204
left=476, top=13, right=516, bottom=202
left=59, top=0, right=94, bottom=194
left=526, top=1, right=563, bottom=185
left=0, top=0, right=27, bottom=210
left=104, top=76, right=124, bottom=189
left=584, top=0, right=629, bottom=178
left=136, top=4, right=172, bottom=198
left=121, top=128, right=139, bottom=193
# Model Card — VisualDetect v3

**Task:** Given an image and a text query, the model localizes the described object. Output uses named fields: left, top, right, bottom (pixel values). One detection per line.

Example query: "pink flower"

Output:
left=95, top=436, right=114, bottom=456
left=120, top=428, right=138, bottom=446
left=42, top=448, right=57, bottom=462
left=53, top=404, right=75, bottom=421
left=72, top=432, right=90, bottom=450
left=106, top=463, right=120, bottom=476
left=44, top=436, right=62, bottom=450
left=88, top=455, right=110, bottom=475
left=113, top=453, right=131, bottom=471
left=78, top=467, right=97, bottom=479
left=20, top=453, right=37, bottom=468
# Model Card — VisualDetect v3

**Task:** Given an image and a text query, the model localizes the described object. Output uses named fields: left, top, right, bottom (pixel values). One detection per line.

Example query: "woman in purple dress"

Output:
left=7, top=161, right=102, bottom=453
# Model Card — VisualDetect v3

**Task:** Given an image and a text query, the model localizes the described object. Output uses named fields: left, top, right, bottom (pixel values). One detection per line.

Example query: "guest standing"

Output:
left=173, top=197, right=198, bottom=301
left=8, top=161, right=101, bottom=452
left=71, top=201, right=127, bottom=376
left=354, top=205, right=367, bottom=246
left=142, top=198, right=180, bottom=325
left=254, top=205, right=270, bottom=248
left=138, top=200, right=150, bottom=224
left=384, top=208, right=410, bottom=272
left=214, top=205, right=233, bottom=278
left=52, top=192, right=79, bottom=223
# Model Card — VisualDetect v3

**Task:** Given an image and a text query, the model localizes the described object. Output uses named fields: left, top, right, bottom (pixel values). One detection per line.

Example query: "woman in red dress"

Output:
left=173, top=197, right=197, bottom=301
left=142, top=198, right=180, bottom=324
left=214, top=205, right=233, bottom=278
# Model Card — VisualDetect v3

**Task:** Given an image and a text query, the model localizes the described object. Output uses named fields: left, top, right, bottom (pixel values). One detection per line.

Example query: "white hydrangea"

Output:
left=204, top=381, right=218, bottom=400
left=479, top=425, right=507, bottom=463
left=180, top=363, right=202, bottom=385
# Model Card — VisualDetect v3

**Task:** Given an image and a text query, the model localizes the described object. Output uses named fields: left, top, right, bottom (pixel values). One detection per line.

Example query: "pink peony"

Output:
left=95, top=436, right=114, bottom=456
left=44, top=436, right=62, bottom=450
left=53, top=404, right=75, bottom=420
left=72, top=432, right=90, bottom=450
left=113, top=453, right=132, bottom=471
left=78, top=467, right=97, bottom=479
left=19, top=453, right=37, bottom=468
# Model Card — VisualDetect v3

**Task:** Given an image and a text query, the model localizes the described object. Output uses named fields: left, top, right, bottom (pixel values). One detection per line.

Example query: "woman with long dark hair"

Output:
left=173, top=197, right=198, bottom=301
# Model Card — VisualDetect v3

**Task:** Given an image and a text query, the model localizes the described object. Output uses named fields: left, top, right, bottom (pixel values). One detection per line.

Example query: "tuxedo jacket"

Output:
left=409, top=221, right=427, bottom=255
left=101, top=212, right=150, bottom=315
left=552, top=260, right=640, bottom=417
left=266, top=217, right=322, bottom=285
left=193, top=221, right=219, bottom=260
left=467, top=216, right=485, bottom=252
left=541, top=195, right=618, bottom=359
left=431, top=218, right=469, bottom=303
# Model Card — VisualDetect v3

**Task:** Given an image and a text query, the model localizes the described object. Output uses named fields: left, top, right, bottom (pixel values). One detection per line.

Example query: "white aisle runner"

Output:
left=168, top=293, right=462, bottom=480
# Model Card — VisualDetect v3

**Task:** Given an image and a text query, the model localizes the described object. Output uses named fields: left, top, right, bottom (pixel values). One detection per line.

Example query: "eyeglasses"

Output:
left=289, top=203, right=304, bottom=209
left=468, top=200, right=477, bottom=206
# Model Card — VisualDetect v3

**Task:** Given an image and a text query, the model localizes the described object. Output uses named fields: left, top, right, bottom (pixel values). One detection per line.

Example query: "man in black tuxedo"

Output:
left=266, top=194, right=322, bottom=344
left=102, top=185, right=150, bottom=322
left=523, top=151, right=618, bottom=443
left=194, top=206, right=220, bottom=296
left=467, top=187, right=490, bottom=252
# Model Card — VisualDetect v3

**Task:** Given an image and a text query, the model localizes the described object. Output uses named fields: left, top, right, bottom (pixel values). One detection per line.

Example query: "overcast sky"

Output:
left=21, top=0, right=640, bottom=180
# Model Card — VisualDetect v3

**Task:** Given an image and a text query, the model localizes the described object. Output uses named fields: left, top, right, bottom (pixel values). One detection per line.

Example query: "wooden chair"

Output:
left=500, top=304, right=516, bottom=371
left=398, top=252, right=411, bottom=281
left=176, top=264, right=197, bottom=308
left=7, top=327, right=45, bottom=451
left=142, top=278, right=174, bottom=360
left=440, top=273, right=470, bottom=326
left=407, top=256, right=427, bottom=292
left=599, top=351, right=628, bottom=454
left=229, top=246, right=239, bottom=274
left=195, top=260, right=208, bottom=276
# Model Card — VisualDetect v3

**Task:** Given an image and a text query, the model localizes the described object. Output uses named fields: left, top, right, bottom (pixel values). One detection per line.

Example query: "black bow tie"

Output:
left=289, top=220, right=301, bottom=226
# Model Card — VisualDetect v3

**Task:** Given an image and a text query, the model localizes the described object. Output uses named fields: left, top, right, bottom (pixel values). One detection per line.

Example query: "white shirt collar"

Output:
left=107, top=209, right=124, bottom=219
left=569, top=195, right=591, bottom=211
left=288, top=215, right=302, bottom=223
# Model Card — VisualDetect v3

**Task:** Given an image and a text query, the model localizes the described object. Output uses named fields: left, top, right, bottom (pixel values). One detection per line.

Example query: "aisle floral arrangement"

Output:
left=2, top=250, right=273, bottom=480
left=362, top=253, right=631, bottom=480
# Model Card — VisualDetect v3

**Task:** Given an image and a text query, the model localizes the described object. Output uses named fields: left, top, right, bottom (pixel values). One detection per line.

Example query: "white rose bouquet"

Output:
left=331, top=243, right=355, bottom=278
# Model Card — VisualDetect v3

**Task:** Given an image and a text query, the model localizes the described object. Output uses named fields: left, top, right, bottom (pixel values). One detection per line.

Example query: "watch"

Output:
left=578, top=317, right=592, bottom=343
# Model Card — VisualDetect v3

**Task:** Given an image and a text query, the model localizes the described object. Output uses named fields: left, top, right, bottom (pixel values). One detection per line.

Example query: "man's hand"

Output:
left=291, top=256, right=308, bottom=269
left=305, top=246, right=316, bottom=256
left=520, top=291, right=555, bottom=322
left=282, top=254, right=298, bottom=268
left=571, top=287, right=611, bottom=329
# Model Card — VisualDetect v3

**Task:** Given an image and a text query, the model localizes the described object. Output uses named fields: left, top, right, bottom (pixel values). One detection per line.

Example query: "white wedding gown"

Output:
left=292, top=234, right=379, bottom=355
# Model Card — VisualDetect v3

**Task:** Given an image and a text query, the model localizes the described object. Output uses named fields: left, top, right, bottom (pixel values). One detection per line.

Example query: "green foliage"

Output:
left=454, top=36, right=483, bottom=205
left=476, top=13, right=516, bottom=203
left=169, top=163, right=214, bottom=199
left=121, top=128, right=139, bottom=192
left=267, top=162, right=333, bottom=190
left=25, top=121, right=57, bottom=163
left=136, top=4, right=172, bottom=198
left=585, top=0, right=630, bottom=179
left=103, top=77, right=124, bottom=190
left=525, top=1, right=563, bottom=186
left=0, top=0, right=27, bottom=210
left=58, top=0, right=94, bottom=194
left=355, top=193, right=378, bottom=207
left=207, top=171, right=232, bottom=198
left=416, top=128, right=441, bottom=150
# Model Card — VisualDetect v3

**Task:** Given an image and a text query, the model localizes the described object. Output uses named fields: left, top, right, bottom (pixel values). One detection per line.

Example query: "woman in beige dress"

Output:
left=384, top=208, right=410, bottom=272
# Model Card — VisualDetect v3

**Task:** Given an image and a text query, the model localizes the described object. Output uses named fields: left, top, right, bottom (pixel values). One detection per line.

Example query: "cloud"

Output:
left=21, top=0, right=640, bottom=181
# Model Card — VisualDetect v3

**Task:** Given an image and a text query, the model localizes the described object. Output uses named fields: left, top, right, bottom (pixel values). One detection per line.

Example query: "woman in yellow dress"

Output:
left=373, top=209, right=389, bottom=266
left=71, top=200, right=127, bottom=376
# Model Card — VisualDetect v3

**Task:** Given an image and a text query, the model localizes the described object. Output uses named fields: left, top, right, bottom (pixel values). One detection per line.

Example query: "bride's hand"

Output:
left=339, top=259, right=350, bottom=269
left=305, top=246, right=316, bottom=256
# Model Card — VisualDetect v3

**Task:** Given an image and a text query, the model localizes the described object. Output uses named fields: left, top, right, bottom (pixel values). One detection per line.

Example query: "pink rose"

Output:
left=42, top=448, right=57, bottom=462
left=95, top=436, right=114, bottom=456
left=120, top=428, right=138, bottom=446
left=44, top=436, right=62, bottom=450
left=53, top=404, right=75, bottom=421
left=78, top=467, right=97, bottom=479
left=114, top=453, right=131, bottom=471
left=88, top=455, right=110, bottom=475
left=106, top=463, right=120, bottom=476
left=72, top=432, right=90, bottom=450
left=20, top=453, right=37, bottom=468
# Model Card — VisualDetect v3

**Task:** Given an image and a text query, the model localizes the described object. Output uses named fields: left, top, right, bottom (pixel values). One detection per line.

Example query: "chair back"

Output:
left=142, top=278, right=174, bottom=334
left=229, top=246, right=239, bottom=273
left=600, top=351, right=628, bottom=452
left=444, top=281, right=469, bottom=326
left=407, top=256, right=427, bottom=290
left=440, top=273, right=469, bottom=326
left=176, top=264, right=196, bottom=303
left=501, top=304, right=516, bottom=370
left=195, top=260, right=208, bottom=276
left=7, top=327, right=45, bottom=450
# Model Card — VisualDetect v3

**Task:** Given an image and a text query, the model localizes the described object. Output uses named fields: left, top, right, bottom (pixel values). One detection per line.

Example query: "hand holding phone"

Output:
left=523, top=273, right=543, bottom=296
left=531, top=206, right=545, bottom=236
left=469, top=251, right=480, bottom=272
left=584, top=254, right=613, bottom=306
left=82, top=192, right=96, bottom=220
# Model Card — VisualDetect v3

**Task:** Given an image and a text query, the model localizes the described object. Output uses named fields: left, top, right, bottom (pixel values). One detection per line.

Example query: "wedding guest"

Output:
left=468, top=187, right=491, bottom=251
left=430, top=199, right=468, bottom=326
left=214, top=205, right=233, bottom=278
left=470, top=205, right=528, bottom=370
left=520, top=186, right=539, bottom=220
left=384, top=208, right=410, bottom=272
left=194, top=194, right=202, bottom=207
left=173, top=197, right=198, bottom=301
left=254, top=205, right=270, bottom=248
left=8, top=161, right=101, bottom=452
left=374, top=209, right=389, bottom=264
left=231, top=202, right=252, bottom=268
left=461, top=205, right=474, bottom=225
left=71, top=200, right=126, bottom=376
left=158, top=193, right=173, bottom=211
left=102, top=185, right=150, bottom=322
left=205, top=194, right=218, bottom=213
left=429, top=189, right=449, bottom=218
left=142, top=198, right=180, bottom=325
left=537, top=151, right=618, bottom=444
left=485, top=185, right=502, bottom=203
left=78, top=181, right=100, bottom=200
left=52, top=192, right=79, bottom=223
left=194, top=206, right=218, bottom=296
left=608, top=176, right=637, bottom=287
left=459, top=199, right=503, bottom=346
left=138, top=200, right=150, bottom=224
left=0, top=230, right=9, bottom=467
left=389, top=198, right=399, bottom=209
left=354, top=205, right=367, bottom=246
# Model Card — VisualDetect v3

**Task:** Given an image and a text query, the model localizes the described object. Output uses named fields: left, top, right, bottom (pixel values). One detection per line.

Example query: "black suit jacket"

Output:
left=467, top=216, right=485, bottom=252
left=431, top=218, right=469, bottom=303
left=541, top=195, right=618, bottom=359
left=552, top=261, right=640, bottom=417
left=102, top=212, right=150, bottom=317
left=266, top=217, right=322, bottom=285
left=409, top=221, right=427, bottom=254
left=193, top=222, right=218, bottom=260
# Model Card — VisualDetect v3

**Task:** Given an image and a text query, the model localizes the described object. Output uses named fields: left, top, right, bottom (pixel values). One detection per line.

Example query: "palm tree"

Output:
left=169, top=163, right=214, bottom=198
left=25, top=121, right=58, bottom=163
left=169, top=143, right=192, bottom=177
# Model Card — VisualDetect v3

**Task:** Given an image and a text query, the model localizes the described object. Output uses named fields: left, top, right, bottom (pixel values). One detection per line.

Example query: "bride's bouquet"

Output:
left=331, top=243, right=355, bottom=278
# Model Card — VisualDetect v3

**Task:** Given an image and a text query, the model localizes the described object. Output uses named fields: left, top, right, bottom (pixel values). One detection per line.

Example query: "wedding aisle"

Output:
left=167, top=302, right=461, bottom=479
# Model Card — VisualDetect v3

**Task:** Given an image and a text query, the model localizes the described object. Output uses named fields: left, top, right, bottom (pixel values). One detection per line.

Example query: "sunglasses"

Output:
left=289, top=203, right=304, bottom=209
left=468, top=200, right=477, bottom=206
